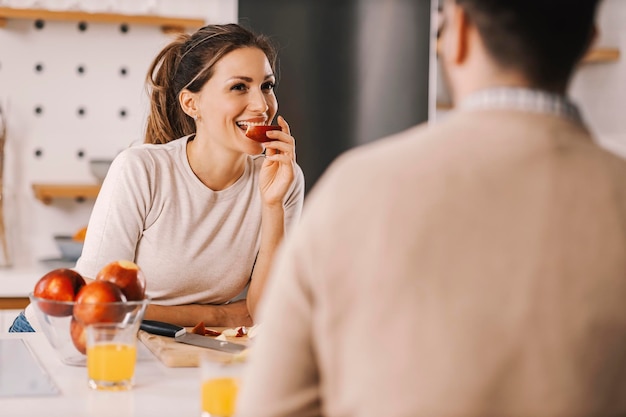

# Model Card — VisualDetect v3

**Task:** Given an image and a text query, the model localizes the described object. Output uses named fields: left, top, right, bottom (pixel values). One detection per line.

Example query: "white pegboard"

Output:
left=0, top=1, right=236, bottom=267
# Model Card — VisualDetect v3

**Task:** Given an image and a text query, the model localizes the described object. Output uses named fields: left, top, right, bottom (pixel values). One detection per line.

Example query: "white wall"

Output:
left=0, top=0, right=236, bottom=267
left=570, top=0, right=626, bottom=158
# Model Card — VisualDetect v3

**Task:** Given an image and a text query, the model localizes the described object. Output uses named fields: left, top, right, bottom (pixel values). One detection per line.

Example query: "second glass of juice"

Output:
left=200, top=354, right=246, bottom=417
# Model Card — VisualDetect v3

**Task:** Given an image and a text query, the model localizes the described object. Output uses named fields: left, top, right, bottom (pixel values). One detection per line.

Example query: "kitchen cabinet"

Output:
left=0, top=300, right=27, bottom=310
left=0, top=6, right=205, bottom=34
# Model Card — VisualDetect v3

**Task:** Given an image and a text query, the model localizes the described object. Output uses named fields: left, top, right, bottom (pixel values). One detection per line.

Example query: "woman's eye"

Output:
left=231, top=83, right=247, bottom=91
left=262, top=82, right=275, bottom=91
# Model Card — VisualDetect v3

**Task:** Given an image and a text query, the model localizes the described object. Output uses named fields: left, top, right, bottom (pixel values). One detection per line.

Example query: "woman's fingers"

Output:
left=277, top=115, right=290, bottom=136
left=264, top=139, right=294, bottom=155
left=265, top=153, right=293, bottom=164
left=265, top=116, right=296, bottom=160
left=265, top=130, right=294, bottom=146
left=266, top=116, right=293, bottom=143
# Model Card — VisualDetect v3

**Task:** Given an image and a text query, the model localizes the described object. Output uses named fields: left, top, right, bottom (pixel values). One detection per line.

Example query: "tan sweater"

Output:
left=238, top=109, right=626, bottom=417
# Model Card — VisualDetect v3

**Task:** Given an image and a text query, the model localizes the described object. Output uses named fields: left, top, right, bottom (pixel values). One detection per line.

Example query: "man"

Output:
left=238, top=0, right=626, bottom=416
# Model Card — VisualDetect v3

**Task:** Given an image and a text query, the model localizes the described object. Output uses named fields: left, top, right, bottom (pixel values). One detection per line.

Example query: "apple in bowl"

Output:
left=69, top=317, right=88, bottom=355
left=72, top=280, right=127, bottom=325
left=33, top=268, right=86, bottom=316
left=96, top=260, right=146, bottom=301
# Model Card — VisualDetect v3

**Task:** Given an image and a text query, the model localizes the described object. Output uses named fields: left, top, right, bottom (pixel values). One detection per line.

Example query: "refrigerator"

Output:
left=239, top=0, right=434, bottom=192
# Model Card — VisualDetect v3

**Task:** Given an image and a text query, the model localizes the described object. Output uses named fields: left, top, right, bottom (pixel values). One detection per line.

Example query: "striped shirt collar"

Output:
left=459, top=87, right=583, bottom=124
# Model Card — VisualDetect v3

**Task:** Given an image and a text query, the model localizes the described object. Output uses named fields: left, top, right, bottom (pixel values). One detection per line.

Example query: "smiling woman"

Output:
left=11, top=24, right=305, bottom=333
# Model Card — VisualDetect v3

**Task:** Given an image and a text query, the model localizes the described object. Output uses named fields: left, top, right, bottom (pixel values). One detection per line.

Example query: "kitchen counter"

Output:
left=0, top=332, right=201, bottom=417
left=0, top=265, right=50, bottom=297
left=0, top=265, right=51, bottom=310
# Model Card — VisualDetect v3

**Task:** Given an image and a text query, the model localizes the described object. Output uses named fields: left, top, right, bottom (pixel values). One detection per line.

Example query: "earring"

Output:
left=193, top=114, right=198, bottom=121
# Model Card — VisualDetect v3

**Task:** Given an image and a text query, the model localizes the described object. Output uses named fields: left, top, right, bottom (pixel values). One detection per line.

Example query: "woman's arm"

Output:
left=143, top=300, right=252, bottom=327
left=247, top=203, right=286, bottom=319
left=246, top=116, right=302, bottom=320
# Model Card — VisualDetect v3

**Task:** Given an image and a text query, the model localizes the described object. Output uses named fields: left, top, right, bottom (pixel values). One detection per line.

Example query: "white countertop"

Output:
left=0, top=332, right=201, bottom=417
left=0, top=264, right=67, bottom=298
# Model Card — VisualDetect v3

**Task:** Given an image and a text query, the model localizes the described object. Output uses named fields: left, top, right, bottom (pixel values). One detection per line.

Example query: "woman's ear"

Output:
left=179, top=89, right=198, bottom=119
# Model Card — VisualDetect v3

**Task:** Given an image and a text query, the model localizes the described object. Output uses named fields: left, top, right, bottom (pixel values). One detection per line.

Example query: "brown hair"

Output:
left=144, top=23, right=278, bottom=144
left=455, top=0, right=601, bottom=91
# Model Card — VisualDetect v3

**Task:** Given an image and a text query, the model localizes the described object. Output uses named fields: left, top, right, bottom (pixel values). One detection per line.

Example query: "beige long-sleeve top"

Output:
left=75, top=136, right=305, bottom=305
left=238, top=108, right=626, bottom=417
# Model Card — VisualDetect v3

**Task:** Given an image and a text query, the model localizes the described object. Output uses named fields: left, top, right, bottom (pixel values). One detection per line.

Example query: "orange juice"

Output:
left=87, top=343, right=136, bottom=382
left=201, top=377, right=239, bottom=417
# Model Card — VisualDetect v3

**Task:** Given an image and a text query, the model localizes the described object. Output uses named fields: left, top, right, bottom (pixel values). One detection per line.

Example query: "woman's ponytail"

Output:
left=144, top=34, right=196, bottom=144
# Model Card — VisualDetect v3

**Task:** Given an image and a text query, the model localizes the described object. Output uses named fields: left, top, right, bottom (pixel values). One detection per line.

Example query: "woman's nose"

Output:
left=249, top=89, right=269, bottom=113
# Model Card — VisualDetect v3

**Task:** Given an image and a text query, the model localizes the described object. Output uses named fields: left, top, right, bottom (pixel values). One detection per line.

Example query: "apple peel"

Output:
left=191, top=321, right=222, bottom=337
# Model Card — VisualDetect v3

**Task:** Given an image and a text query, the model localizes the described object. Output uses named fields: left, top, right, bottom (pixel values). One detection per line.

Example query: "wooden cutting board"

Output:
left=138, top=329, right=249, bottom=368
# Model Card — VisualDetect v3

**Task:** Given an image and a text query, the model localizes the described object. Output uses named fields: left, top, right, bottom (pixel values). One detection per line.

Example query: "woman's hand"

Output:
left=259, top=115, right=296, bottom=206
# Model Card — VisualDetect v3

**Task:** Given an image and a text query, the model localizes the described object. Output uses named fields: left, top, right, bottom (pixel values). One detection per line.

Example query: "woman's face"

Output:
left=195, top=46, right=277, bottom=155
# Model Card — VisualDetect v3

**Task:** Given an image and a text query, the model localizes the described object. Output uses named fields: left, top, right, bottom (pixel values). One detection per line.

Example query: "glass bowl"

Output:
left=28, top=293, right=150, bottom=366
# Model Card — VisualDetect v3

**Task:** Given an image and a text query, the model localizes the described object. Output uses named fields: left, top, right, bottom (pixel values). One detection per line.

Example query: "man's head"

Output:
left=439, top=0, right=601, bottom=99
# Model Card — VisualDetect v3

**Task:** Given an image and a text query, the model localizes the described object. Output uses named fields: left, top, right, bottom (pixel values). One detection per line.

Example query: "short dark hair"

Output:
left=455, top=0, right=601, bottom=90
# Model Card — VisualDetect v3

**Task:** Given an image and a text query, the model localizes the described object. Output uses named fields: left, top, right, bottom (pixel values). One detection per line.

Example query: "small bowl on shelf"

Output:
left=89, top=159, right=113, bottom=183
left=54, top=235, right=84, bottom=262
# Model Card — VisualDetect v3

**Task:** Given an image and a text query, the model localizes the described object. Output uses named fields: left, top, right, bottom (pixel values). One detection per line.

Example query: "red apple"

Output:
left=73, top=280, right=126, bottom=325
left=33, top=268, right=86, bottom=316
left=245, top=125, right=281, bottom=142
left=70, top=317, right=87, bottom=354
left=96, top=260, right=146, bottom=301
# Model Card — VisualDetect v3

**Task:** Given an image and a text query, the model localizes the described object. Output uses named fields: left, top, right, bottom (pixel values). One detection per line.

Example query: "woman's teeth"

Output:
left=236, top=121, right=267, bottom=128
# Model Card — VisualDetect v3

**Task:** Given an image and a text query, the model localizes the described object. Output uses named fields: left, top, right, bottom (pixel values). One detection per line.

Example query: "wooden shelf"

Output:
left=32, top=183, right=101, bottom=205
left=582, top=47, right=620, bottom=64
left=0, top=7, right=205, bottom=33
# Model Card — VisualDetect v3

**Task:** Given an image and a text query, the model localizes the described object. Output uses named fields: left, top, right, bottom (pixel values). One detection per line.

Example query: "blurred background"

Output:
left=239, top=0, right=433, bottom=191
left=0, top=0, right=623, bottom=269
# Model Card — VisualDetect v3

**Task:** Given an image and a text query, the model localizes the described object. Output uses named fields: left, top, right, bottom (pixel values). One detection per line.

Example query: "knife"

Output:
left=140, top=320, right=247, bottom=354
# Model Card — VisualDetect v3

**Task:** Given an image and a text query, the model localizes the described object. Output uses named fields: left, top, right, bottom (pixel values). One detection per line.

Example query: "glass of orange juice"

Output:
left=86, top=323, right=138, bottom=391
left=200, top=353, right=246, bottom=417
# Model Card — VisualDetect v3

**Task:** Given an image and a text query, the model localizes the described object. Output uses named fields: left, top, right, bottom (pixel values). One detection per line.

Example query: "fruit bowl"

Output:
left=29, top=293, right=150, bottom=366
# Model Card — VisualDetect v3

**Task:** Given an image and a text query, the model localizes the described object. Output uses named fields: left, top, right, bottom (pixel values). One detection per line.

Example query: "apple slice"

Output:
left=245, top=125, right=281, bottom=143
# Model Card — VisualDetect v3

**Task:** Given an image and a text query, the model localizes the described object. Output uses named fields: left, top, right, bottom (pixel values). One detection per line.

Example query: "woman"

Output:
left=11, top=23, right=304, bottom=332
